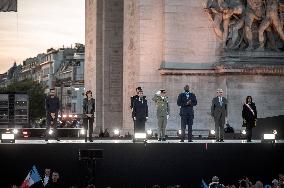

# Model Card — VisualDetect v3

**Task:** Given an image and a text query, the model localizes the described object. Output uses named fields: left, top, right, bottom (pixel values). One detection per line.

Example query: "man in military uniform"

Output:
left=177, top=85, right=197, bottom=142
left=211, top=88, right=228, bottom=142
left=152, top=89, right=170, bottom=141
left=132, top=90, right=148, bottom=135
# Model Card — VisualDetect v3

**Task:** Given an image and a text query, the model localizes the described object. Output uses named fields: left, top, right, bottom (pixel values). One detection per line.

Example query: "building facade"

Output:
left=85, top=0, right=284, bottom=135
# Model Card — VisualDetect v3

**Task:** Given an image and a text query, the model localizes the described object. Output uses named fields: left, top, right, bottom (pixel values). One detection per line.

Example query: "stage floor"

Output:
left=1, top=139, right=284, bottom=144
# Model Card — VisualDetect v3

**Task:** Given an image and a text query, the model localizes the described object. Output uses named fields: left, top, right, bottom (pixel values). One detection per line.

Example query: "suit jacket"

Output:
left=211, top=96, right=227, bottom=119
left=83, top=98, right=95, bottom=118
left=177, top=92, right=197, bottom=116
left=45, top=96, right=60, bottom=114
left=152, top=94, right=170, bottom=117
left=130, top=95, right=146, bottom=109
left=132, top=97, right=148, bottom=119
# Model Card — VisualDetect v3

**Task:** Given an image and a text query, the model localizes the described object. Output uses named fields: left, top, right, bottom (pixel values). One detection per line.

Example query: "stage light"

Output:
left=1, top=133, right=15, bottom=143
left=241, top=130, right=246, bottom=135
left=134, top=133, right=146, bottom=139
left=80, top=129, right=85, bottom=135
left=208, top=130, right=216, bottom=139
left=133, top=133, right=147, bottom=143
left=74, top=114, right=78, bottom=118
left=113, top=129, right=120, bottom=136
left=146, top=129, right=152, bottom=135
left=13, top=129, right=18, bottom=134
left=48, top=129, right=53, bottom=135
left=69, top=114, right=73, bottom=118
left=58, top=115, right=61, bottom=118
left=262, top=133, right=275, bottom=143
left=273, top=130, right=277, bottom=135
left=63, top=114, right=67, bottom=118
left=22, top=130, right=29, bottom=138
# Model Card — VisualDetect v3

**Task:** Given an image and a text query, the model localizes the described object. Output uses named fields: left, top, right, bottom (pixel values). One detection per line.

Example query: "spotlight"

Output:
left=63, top=114, right=67, bottom=118
left=58, top=115, right=61, bottom=118
left=69, top=114, right=73, bottom=118
left=13, top=129, right=19, bottom=134
left=113, top=129, right=120, bottom=136
left=273, top=130, right=277, bottom=135
left=146, top=129, right=152, bottom=135
left=80, top=129, right=85, bottom=135
left=74, top=114, right=78, bottom=118
left=48, top=129, right=53, bottom=135
left=208, top=130, right=216, bottom=139
left=133, top=133, right=147, bottom=143
left=241, top=130, right=246, bottom=135
left=262, top=133, right=276, bottom=143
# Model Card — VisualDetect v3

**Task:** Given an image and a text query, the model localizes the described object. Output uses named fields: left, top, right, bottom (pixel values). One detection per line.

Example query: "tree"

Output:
left=0, top=79, right=46, bottom=121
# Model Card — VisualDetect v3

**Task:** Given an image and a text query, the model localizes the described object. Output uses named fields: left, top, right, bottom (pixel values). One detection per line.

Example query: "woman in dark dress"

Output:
left=242, top=96, right=257, bottom=142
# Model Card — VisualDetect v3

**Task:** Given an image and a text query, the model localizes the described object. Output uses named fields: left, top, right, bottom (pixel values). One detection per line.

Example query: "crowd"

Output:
left=11, top=172, right=284, bottom=188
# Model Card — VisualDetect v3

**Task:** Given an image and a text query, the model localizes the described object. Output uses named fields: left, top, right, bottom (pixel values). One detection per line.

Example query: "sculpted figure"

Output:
left=244, top=0, right=265, bottom=50
left=257, top=0, right=284, bottom=50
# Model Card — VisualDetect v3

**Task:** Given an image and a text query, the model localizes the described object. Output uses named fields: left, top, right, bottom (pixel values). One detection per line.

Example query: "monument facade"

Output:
left=85, top=0, right=284, bottom=135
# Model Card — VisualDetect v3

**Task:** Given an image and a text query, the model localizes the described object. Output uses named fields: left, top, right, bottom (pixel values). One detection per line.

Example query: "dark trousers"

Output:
left=214, top=115, right=225, bottom=140
left=246, top=127, right=252, bottom=141
left=83, top=117, right=94, bottom=140
left=181, top=115, right=193, bottom=141
left=134, top=118, right=146, bottom=133
left=45, top=113, right=58, bottom=140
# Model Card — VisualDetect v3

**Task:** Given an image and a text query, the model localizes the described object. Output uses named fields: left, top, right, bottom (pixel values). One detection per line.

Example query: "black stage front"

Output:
left=0, top=140, right=283, bottom=188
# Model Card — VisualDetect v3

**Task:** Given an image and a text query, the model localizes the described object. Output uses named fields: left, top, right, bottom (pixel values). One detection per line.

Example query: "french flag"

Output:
left=21, top=165, right=42, bottom=188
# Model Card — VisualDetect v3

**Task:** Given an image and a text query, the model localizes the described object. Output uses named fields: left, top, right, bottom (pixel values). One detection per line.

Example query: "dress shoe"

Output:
left=158, top=138, right=162, bottom=141
left=85, top=138, right=87, bottom=142
left=220, top=139, right=224, bottom=142
left=89, top=139, right=93, bottom=142
left=162, top=138, right=166, bottom=141
left=247, top=140, right=252, bottom=142
left=180, top=140, right=184, bottom=143
left=188, top=140, right=193, bottom=142
left=45, top=138, right=48, bottom=142
left=56, top=138, right=60, bottom=141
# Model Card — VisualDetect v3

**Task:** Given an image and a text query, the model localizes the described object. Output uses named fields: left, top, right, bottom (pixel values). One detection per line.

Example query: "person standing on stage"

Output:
left=152, top=89, right=170, bottom=141
left=83, top=90, right=96, bottom=142
left=242, top=96, right=257, bottom=142
left=132, top=90, right=148, bottom=135
left=45, top=88, right=60, bottom=141
left=211, top=88, right=228, bottom=142
left=177, top=85, right=197, bottom=142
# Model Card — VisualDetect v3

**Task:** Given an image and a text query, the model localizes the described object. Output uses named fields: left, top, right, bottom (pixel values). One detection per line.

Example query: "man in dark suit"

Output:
left=211, top=88, right=228, bottom=142
left=130, top=87, right=142, bottom=110
left=132, top=90, right=148, bottom=134
left=177, top=85, right=197, bottom=142
left=45, top=88, right=60, bottom=141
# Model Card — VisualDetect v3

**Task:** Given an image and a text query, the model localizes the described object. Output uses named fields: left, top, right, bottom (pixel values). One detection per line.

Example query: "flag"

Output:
left=21, top=165, right=42, bottom=188
left=201, top=179, right=209, bottom=188
left=0, top=0, right=17, bottom=12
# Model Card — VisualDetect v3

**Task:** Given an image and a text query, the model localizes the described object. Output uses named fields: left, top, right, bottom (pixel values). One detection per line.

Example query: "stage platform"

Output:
left=0, top=139, right=283, bottom=188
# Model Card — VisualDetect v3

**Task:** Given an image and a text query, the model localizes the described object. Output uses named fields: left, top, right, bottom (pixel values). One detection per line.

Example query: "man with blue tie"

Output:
left=211, top=88, right=228, bottom=142
left=177, top=85, right=197, bottom=142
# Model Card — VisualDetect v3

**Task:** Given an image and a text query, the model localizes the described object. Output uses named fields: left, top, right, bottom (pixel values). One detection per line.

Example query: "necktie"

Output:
left=219, top=97, right=222, bottom=106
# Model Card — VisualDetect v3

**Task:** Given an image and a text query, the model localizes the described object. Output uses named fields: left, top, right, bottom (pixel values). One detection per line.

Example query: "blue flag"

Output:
left=201, top=179, right=209, bottom=188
